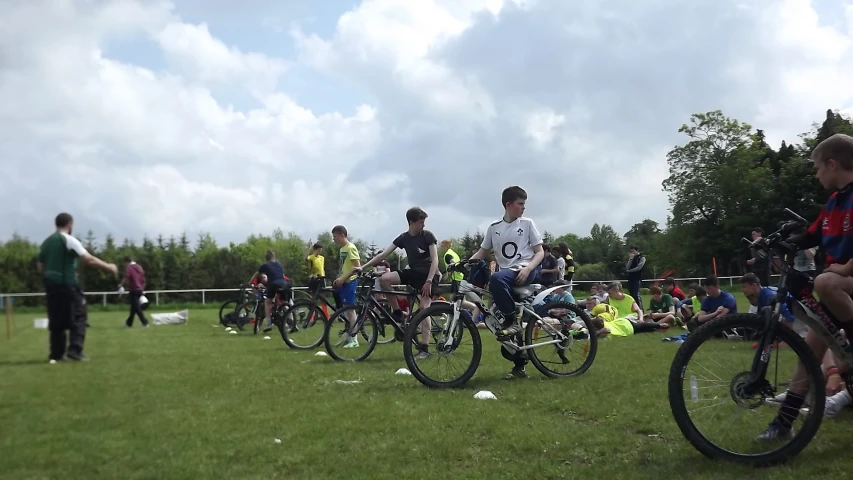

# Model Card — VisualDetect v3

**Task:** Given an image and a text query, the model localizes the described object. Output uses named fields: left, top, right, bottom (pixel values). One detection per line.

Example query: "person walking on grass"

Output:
left=37, top=213, right=117, bottom=363
left=121, top=256, right=149, bottom=328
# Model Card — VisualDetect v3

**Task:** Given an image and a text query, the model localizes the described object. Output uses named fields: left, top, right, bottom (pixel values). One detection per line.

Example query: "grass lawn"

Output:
left=1, top=292, right=852, bottom=479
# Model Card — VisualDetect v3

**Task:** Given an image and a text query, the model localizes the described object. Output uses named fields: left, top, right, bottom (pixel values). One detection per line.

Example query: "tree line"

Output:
left=2, top=108, right=850, bottom=304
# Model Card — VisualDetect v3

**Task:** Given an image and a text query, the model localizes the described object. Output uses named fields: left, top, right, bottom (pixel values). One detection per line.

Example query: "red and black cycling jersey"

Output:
left=802, top=183, right=853, bottom=266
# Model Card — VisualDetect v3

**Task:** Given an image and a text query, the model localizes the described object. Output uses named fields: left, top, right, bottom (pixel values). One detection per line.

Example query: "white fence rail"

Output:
left=0, top=274, right=778, bottom=307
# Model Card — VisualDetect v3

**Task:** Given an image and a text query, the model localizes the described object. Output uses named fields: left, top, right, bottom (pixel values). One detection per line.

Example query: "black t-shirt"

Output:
left=258, top=261, right=285, bottom=285
left=539, top=254, right=557, bottom=283
left=393, top=230, right=437, bottom=270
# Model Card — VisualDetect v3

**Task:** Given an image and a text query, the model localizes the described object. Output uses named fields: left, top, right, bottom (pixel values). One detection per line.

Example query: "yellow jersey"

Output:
left=338, top=242, right=360, bottom=282
left=444, top=248, right=463, bottom=281
left=307, top=254, right=325, bottom=277
left=591, top=303, right=633, bottom=337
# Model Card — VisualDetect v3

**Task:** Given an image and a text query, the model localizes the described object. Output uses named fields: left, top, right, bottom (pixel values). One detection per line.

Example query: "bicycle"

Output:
left=667, top=208, right=853, bottom=466
left=221, top=284, right=258, bottom=330
left=277, top=277, right=338, bottom=349
left=402, top=260, right=598, bottom=388
left=322, top=272, right=444, bottom=361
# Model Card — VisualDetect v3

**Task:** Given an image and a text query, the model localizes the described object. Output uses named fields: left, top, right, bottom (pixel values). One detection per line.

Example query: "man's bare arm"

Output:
left=469, top=248, right=489, bottom=261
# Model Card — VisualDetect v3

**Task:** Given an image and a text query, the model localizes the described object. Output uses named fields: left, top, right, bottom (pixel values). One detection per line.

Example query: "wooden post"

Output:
left=712, top=257, right=718, bottom=277
left=5, top=297, right=11, bottom=341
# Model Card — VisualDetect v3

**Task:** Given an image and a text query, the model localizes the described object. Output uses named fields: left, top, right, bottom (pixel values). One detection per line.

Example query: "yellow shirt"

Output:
left=338, top=242, right=360, bottom=282
left=307, top=254, right=325, bottom=277
left=608, top=294, right=637, bottom=319
left=591, top=304, right=633, bottom=337
left=444, top=248, right=463, bottom=281
left=591, top=303, right=617, bottom=323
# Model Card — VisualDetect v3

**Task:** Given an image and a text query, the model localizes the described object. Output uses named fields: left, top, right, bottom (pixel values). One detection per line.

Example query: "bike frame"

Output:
left=746, top=235, right=853, bottom=392
left=351, top=274, right=425, bottom=339
left=438, top=276, right=569, bottom=353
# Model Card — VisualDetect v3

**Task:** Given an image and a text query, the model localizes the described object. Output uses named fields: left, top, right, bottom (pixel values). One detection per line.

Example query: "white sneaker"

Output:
left=824, top=390, right=852, bottom=418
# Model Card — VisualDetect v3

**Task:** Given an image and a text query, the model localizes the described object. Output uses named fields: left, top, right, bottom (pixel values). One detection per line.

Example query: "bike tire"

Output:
left=667, top=313, right=825, bottom=467
left=527, top=301, right=597, bottom=378
left=403, top=303, right=482, bottom=389
left=323, top=305, right=379, bottom=361
left=280, top=300, right=328, bottom=349
left=234, top=302, right=254, bottom=331
left=219, top=299, right=238, bottom=325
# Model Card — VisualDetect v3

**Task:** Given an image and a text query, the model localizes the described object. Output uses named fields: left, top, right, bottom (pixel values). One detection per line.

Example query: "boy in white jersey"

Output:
left=469, top=185, right=544, bottom=379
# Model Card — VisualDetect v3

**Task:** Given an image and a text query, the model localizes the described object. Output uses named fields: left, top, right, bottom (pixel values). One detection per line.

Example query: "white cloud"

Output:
left=2, top=0, right=853, bottom=254
left=155, top=22, right=289, bottom=95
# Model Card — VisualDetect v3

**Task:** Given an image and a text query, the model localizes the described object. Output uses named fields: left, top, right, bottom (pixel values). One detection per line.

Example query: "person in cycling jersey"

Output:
left=249, top=250, right=290, bottom=333
left=761, top=133, right=853, bottom=441
left=468, top=185, right=544, bottom=380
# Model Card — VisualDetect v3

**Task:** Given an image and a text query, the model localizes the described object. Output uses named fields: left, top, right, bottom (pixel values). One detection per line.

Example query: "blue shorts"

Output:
left=335, top=280, right=357, bottom=307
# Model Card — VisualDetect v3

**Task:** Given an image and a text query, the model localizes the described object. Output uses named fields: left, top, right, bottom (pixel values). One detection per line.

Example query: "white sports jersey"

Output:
left=481, top=217, right=543, bottom=270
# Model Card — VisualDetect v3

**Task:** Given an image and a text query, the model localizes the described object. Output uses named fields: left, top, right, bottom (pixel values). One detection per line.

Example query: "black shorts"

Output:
left=266, top=280, right=292, bottom=301
left=399, top=268, right=439, bottom=292
left=308, top=277, right=326, bottom=294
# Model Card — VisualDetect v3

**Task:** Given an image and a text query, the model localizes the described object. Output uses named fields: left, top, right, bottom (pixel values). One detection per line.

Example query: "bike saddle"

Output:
left=512, top=284, right=542, bottom=299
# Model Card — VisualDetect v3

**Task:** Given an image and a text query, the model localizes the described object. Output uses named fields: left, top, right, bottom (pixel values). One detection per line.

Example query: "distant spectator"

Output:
left=537, top=244, right=559, bottom=286
left=740, top=273, right=804, bottom=337
left=625, top=245, right=646, bottom=310
left=590, top=283, right=608, bottom=303
left=687, top=276, right=737, bottom=332
left=559, top=243, right=576, bottom=285
left=554, top=246, right=566, bottom=281
left=677, top=284, right=705, bottom=324
left=747, top=227, right=771, bottom=286
left=122, top=256, right=149, bottom=328
left=645, top=285, right=676, bottom=327
left=306, top=241, right=326, bottom=294
left=439, top=239, right=464, bottom=294
left=662, top=277, right=686, bottom=301
left=544, top=279, right=576, bottom=305
left=605, top=282, right=644, bottom=321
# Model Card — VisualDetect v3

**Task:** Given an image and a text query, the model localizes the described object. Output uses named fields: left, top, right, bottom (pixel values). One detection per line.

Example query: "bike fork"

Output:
left=748, top=306, right=783, bottom=386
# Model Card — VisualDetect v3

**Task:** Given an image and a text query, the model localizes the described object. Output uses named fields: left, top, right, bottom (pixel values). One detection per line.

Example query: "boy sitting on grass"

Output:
left=645, top=285, right=677, bottom=327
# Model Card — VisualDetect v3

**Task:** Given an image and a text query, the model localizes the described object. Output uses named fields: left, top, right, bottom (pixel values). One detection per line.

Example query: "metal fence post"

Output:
left=155, top=292, right=160, bottom=305
left=202, top=290, right=205, bottom=305
left=103, top=294, right=107, bottom=306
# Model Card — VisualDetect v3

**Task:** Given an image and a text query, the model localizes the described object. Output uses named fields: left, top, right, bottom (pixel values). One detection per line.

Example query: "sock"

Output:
left=420, top=343, right=429, bottom=353
left=777, top=391, right=806, bottom=429
left=501, top=312, right=517, bottom=328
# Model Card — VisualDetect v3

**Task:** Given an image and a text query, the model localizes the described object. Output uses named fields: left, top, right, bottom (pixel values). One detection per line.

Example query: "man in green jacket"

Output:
left=37, top=213, right=117, bottom=363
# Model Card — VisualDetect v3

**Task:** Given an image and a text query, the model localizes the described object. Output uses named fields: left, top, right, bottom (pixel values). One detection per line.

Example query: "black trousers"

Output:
left=126, top=290, right=149, bottom=326
left=45, top=282, right=88, bottom=360
left=628, top=279, right=643, bottom=311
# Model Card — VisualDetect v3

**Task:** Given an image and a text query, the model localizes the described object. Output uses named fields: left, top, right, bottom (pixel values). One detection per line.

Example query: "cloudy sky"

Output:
left=2, top=0, right=852, bottom=247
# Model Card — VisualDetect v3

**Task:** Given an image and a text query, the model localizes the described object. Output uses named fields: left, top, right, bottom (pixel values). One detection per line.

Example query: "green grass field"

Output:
left=2, top=292, right=852, bottom=479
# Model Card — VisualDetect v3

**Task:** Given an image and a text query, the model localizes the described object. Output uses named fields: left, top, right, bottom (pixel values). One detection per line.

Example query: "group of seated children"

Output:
left=583, top=277, right=722, bottom=338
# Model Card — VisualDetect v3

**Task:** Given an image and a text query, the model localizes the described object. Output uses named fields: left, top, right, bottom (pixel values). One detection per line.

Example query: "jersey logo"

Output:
left=845, top=214, right=851, bottom=232
left=517, top=228, right=523, bottom=236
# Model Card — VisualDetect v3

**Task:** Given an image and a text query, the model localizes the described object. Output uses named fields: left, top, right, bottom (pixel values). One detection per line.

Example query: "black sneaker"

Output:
left=756, top=419, right=794, bottom=442
left=502, top=367, right=527, bottom=380
left=66, top=352, right=90, bottom=362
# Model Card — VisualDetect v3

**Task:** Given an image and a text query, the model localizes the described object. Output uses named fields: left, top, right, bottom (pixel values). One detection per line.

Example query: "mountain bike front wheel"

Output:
left=668, top=313, right=824, bottom=467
